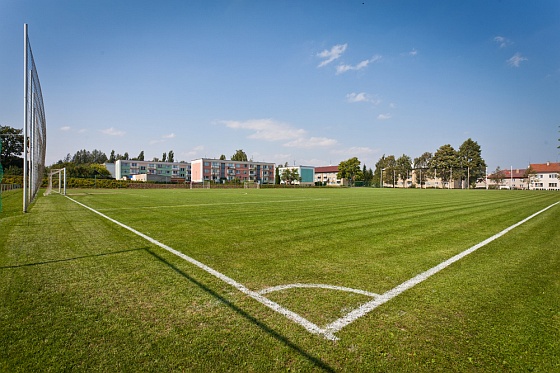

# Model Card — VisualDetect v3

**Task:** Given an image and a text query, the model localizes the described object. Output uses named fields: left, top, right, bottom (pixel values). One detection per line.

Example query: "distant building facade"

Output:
left=487, top=168, right=528, bottom=189
left=190, top=158, right=275, bottom=184
left=277, top=165, right=315, bottom=186
left=314, top=166, right=341, bottom=186
left=529, top=162, right=559, bottom=190
left=111, top=160, right=191, bottom=182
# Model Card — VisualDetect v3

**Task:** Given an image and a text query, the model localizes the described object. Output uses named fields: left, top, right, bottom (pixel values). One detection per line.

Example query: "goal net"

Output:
left=23, top=24, right=47, bottom=212
left=45, top=168, right=66, bottom=196
left=0, top=138, right=3, bottom=212
left=189, top=181, right=211, bottom=189
left=243, top=181, right=259, bottom=189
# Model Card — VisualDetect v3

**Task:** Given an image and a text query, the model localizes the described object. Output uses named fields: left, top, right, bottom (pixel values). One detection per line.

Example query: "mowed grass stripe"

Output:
left=2, top=188, right=559, bottom=371
left=66, top=189, right=559, bottom=293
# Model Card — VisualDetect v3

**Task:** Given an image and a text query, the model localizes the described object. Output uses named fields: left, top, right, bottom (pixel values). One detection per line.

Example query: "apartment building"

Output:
left=529, top=162, right=559, bottom=190
left=112, top=160, right=191, bottom=182
left=487, top=168, right=528, bottom=189
left=190, top=158, right=275, bottom=184
left=314, top=166, right=341, bottom=186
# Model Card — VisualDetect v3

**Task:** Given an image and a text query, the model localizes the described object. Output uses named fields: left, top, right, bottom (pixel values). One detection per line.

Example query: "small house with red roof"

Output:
left=314, top=165, right=341, bottom=186
left=529, top=162, right=560, bottom=190
left=487, top=168, right=529, bottom=189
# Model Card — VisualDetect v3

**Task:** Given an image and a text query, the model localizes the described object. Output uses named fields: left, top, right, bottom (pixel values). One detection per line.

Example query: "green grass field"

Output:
left=1, top=187, right=559, bottom=371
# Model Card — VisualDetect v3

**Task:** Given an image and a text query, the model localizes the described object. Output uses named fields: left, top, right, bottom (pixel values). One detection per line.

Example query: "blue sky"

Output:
left=1, top=0, right=559, bottom=171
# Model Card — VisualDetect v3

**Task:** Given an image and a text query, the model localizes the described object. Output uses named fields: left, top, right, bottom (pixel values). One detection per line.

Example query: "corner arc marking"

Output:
left=258, top=283, right=380, bottom=298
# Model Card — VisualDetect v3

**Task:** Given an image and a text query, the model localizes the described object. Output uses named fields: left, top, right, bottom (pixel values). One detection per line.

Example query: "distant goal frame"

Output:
left=45, top=168, right=66, bottom=196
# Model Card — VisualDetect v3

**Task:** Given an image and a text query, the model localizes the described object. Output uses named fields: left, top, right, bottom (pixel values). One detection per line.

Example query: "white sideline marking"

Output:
left=66, top=195, right=558, bottom=340
left=258, top=283, right=380, bottom=298
left=65, top=196, right=337, bottom=340
left=324, top=201, right=560, bottom=335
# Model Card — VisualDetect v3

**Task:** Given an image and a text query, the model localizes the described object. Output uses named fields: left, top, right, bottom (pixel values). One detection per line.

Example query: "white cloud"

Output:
left=494, top=36, right=513, bottom=48
left=346, top=92, right=381, bottom=105
left=222, top=118, right=336, bottom=149
left=377, top=113, right=392, bottom=120
left=284, top=136, right=338, bottom=148
left=183, top=145, right=204, bottom=158
left=507, top=52, right=527, bottom=67
left=332, top=146, right=376, bottom=156
left=60, top=126, right=71, bottom=131
left=317, top=44, right=347, bottom=67
left=336, top=55, right=381, bottom=74
left=408, top=48, right=418, bottom=56
left=162, top=133, right=175, bottom=139
left=101, top=127, right=125, bottom=136
left=221, top=118, right=305, bottom=141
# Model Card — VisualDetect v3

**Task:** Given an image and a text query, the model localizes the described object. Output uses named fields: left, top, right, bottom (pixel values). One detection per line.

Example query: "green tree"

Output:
left=338, top=157, right=361, bottom=186
left=70, top=149, right=107, bottom=165
left=458, top=138, right=486, bottom=188
left=219, top=154, right=226, bottom=160
left=524, top=165, right=536, bottom=189
left=413, top=152, right=433, bottom=188
left=275, top=167, right=280, bottom=184
left=162, top=152, right=167, bottom=162
left=395, top=154, right=412, bottom=187
left=167, top=150, right=174, bottom=163
left=281, top=168, right=300, bottom=184
left=431, top=144, right=458, bottom=184
left=0, top=125, right=24, bottom=171
left=231, top=149, right=248, bottom=161
left=109, top=150, right=116, bottom=163
left=374, top=154, right=396, bottom=187
left=362, top=164, right=373, bottom=186
left=491, top=166, right=506, bottom=188
left=137, top=151, right=145, bottom=161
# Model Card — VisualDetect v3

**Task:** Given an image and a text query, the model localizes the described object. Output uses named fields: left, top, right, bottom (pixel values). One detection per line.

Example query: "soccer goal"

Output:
left=243, top=180, right=260, bottom=189
left=189, top=181, right=211, bottom=189
left=45, top=168, right=66, bottom=196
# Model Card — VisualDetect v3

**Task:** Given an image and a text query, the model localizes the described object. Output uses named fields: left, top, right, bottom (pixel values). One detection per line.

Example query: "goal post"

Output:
left=45, top=168, right=66, bottom=196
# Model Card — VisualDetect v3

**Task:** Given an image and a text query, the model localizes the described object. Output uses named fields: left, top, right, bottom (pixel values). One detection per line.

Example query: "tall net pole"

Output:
left=23, top=24, right=47, bottom=212
left=0, top=138, right=3, bottom=212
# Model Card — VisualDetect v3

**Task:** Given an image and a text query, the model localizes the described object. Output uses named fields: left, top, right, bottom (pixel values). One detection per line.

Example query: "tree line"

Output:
left=338, top=138, right=486, bottom=188
left=1, top=123, right=487, bottom=187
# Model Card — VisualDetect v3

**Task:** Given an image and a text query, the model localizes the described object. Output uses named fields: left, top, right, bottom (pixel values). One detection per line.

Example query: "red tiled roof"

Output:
left=505, top=169, right=527, bottom=178
left=530, top=162, right=560, bottom=173
left=488, top=168, right=527, bottom=179
left=315, top=166, right=339, bottom=173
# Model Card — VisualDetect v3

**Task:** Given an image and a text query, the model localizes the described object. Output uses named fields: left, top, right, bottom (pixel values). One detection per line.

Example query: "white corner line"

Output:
left=258, top=283, right=380, bottom=298
left=324, top=201, right=560, bottom=335
left=65, top=196, right=338, bottom=341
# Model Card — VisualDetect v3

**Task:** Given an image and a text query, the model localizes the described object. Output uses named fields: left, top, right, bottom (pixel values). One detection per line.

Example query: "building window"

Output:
left=549, top=183, right=558, bottom=188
